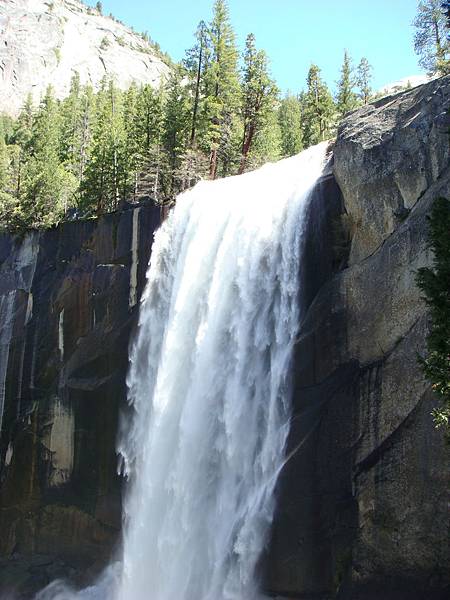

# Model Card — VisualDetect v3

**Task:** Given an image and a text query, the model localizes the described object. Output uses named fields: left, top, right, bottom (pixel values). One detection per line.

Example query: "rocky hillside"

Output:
left=0, top=0, right=171, bottom=117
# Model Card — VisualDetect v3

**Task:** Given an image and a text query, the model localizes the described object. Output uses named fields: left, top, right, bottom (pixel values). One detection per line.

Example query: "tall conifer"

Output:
left=336, top=50, right=358, bottom=119
left=239, top=33, right=278, bottom=174
left=205, top=0, right=240, bottom=178
left=302, top=65, right=335, bottom=147
left=278, top=94, right=303, bottom=157
left=356, top=57, right=373, bottom=105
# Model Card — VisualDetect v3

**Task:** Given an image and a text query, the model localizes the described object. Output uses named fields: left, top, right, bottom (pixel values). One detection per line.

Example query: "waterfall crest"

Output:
left=36, top=142, right=328, bottom=600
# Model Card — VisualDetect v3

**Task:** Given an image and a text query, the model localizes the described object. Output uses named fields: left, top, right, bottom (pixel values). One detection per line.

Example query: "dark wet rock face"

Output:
left=266, top=76, right=450, bottom=600
left=0, top=205, right=160, bottom=596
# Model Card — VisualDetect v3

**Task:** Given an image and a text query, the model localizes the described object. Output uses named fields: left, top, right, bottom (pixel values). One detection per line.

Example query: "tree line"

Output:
left=0, top=0, right=447, bottom=231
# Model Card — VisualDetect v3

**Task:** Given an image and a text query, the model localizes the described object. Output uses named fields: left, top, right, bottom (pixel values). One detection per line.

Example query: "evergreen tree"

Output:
left=77, top=84, right=95, bottom=191
left=246, top=107, right=281, bottom=169
left=82, top=79, right=126, bottom=213
left=0, top=114, right=22, bottom=230
left=162, top=68, right=191, bottom=196
left=22, top=86, right=77, bottom=226
left=413, top=0, right=450, bottom=74
left=122, top=82, right=140, bottom=199
left=10, top=94, right=34, bottom=198
left=205, top=0, right=240, bottom=178
left=239, top=33, right=278, bottom=174
left=278, top=93, right=303, bottom=157
left=173, top=148, right=209, bottom=192
left=59, top=72, right=94, bottom=192
left=135, top=84, right=166, bottom=201
left=0, top=125, right=9, bottom=191
left=184, top=20, right=210, bottom=148
left=356, top=57, right=373, bottom=105
left=416, top=197, right=450, bottom=431
left=302, top=65, right=335, bottom=148
left=0, top=114, right=14, bottom=144
left=336, top=50, right=358, bottom=119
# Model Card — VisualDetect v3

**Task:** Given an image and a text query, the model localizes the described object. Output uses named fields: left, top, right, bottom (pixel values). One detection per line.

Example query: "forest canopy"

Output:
left=1, top=0, right=447, bottom=231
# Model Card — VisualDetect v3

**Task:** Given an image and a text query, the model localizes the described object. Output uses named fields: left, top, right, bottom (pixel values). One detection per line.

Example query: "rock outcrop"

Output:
left=0, top=76, right=449, bottom=599
left=266, top=75, right=450, bottom=600
left=0, top=203, right=160, bottom=596
left=0, top=0, right=171, bottom=117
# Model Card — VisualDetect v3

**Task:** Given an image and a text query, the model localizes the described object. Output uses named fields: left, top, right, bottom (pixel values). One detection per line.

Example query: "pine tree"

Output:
left=162, top=68, right=191, bottom=196
left=205, top=0, right=240, bottom=178
left=82, top=78, right=126, bottom=213
left=356, top=57, right=373, bottom=105
left=184, top=20, right=210, bottom=148
left=10, top=94, right=34, bottom=198
left=59, top=72, right=94, bottom=192
left=246, top=107, right=281, bottom=169
left=416, top=197, right=450, bottom=431
left=239, top=33, right=278, bottom=174
left=413, top=0, right=450, bottom=74
left=0, top=125, right=9, bottom=192
left=302, top=65, right=335, bottom=148
left=278, top=93, right=303, bottom=157
left=173, top=148, right=209, bottom=192
left=135, top=84, right=166, bottom=201
left=0, top=116, right=22, bottom=230
left=336, top=50, right=358, bottom=119
left=22, top=86, right=77, bottom=226
left=77, top=84, right=95, bottom=192
left=0, top=114, right=14, bottom=145
left=122, top=82, right=140, bottom=199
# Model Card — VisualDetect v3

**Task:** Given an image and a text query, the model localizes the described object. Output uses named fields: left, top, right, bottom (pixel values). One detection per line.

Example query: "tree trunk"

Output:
left=238, top=124, right=255, bottom=175
left=190, top=39, right=204, bottom=147
left=209, top=147, right=218, bottom=179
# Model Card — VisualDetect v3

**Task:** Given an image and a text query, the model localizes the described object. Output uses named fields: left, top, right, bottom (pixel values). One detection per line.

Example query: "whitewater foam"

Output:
left=36, top=142, right=329, bottom=600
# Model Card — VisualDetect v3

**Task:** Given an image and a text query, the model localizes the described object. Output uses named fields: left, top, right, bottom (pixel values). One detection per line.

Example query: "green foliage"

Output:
left=278, top=94, right=303, bottom=157
left=53, top=47, right=61, bottom=65
left=416, top=197, right=450, bottom=431
left=21, top=87, right=77, bottom=228
left=302, top=65, right=336, bottom=147
left=81, top=78, right=127, bottom=213
left=59, top=72, right=92, bottom=187
left=184, top=20, right=209, bottom=148
left=356, top=57, right=373, bottom=105
left=100, top=36, right=110, bottom=51
left=205, top=0, right=241, bottom=178
left=0, top=0, right=381, bottom=230
left=413, top=0, right=450, bottom=75
left=239, top=33, right=278, bottom=173
left=246, top=107, right=281, bottom=169
left=163, top=68, right=192, bottom=189
left=336, top=50, right=358, bottom=119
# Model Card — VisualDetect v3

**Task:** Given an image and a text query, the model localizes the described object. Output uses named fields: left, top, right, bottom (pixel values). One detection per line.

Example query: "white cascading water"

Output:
left=35, top=141, right=328, bottom=600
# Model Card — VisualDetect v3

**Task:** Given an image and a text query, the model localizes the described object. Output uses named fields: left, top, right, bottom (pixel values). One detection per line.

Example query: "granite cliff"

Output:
left=0, top=203, right=160, bottom=595
left=0, top=76, right=449, bottom=598
left=267, top=75, right=450, bottom=600
left=0, top=0, right=171, bottom=117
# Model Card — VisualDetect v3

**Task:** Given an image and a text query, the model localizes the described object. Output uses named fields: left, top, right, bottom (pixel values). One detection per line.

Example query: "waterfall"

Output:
left=36, top=142, right=329, bottom=600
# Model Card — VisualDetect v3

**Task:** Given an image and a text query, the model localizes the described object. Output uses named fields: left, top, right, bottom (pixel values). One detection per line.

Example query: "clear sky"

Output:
left=86, top=0, right=424, bottom=93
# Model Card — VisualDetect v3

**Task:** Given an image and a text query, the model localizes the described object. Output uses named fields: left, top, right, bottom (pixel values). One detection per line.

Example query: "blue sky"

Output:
left=86, top=0, right=424, bottom=93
